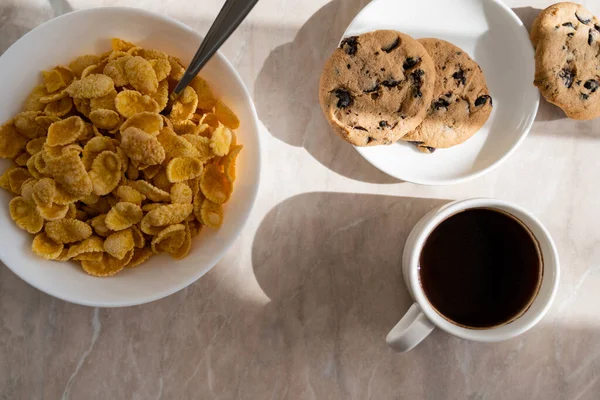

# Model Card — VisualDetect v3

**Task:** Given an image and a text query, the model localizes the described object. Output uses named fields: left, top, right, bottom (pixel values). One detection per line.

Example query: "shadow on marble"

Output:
left=252, top=192, right=449, bottom=343
left=253, top=0, right=400, bottom=184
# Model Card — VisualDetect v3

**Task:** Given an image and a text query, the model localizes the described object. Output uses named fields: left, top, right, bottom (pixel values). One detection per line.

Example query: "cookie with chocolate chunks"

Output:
left=402, top=38, right=492, bottom=153
left=531, top=2, right=600, bottom=120
left=319, top=30, right=436, bottom=146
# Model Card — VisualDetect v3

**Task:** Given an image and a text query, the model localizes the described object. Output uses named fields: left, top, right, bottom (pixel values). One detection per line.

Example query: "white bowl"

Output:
left=0, top=7, right=261, bottom=307
left=345, top=0, right=539, bottom=185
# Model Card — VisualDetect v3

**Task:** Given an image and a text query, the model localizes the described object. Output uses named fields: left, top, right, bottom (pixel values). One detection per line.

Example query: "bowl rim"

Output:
left=348, top=0, right=540, bottom=186
left=0, top=6, right=262, bottom=307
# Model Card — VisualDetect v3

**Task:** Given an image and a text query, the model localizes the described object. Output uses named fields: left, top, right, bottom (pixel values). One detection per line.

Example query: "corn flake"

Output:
left=151, top=224, right=186, bottom=254
left=38, top=202, right=69, bottom=221
left=104, top=228, right=135, bottom=260
left=44, top=97, right=73, bottom=117
left=103, top=55, right=132, bottom=87
left=32, top=232, right=64, bottom=260
left=170, top=182, right=193, bottom=204
left=128, top=179, right=171, bottom=202
left=166, top=157, right=203, bottom=183
left=168, top=56, right=185, bottom=81
left=89, top=151, right=122, bottom=195
left=14, top=152, right=30, bottom=167
left=120, top=127, right=165, bottom=166
left=200, top=199, right=223, bottom=228
left=42, top=69, right=67, bottom=93
left=89, top=109, right=121, bottom=130
left=47, top=116, right=85, bottom=146
left=210, top=124, right=233, bottom=157
left=90, top=214, right=111, bottom=237
left=191, top=76, right=216, bottom=110
left=125, top=56, right=158, bottom=95
left=45, top=218, right=92, bottom=244
left=182, top=135, right=214, bottom=162
left=81, top=252, right=131, bottom=277
left=23, top=85, right=48, bottom=112
left=105, top=201, right=143, bottom=231
left=115, top=89, right=160, bottom=118
left=82, top=136, right=116, bottom=170
left=32, top=178, right=55, bottom=208
left=73, top=98, right=92, bottom=118
left=200, top=164, right=232, bottom=204
left=8, top=168, right=33, bottom=194
left=90, top=89, right=118, bottom=112
left=152, top=169, right=172, bottom=192
left=169, top=86, right=198, bottom=121
left=146, top=203, right=193, bottom=227
left=126, top=247, right=153, bottom=268
left=157, top=128, right=200, bottom=159
left=69, top=55, right=101, bottom=78
left=14, top=112, right=46, bottom=139
left=9, top=196, right=44, bottom=233
left=224, top=145, right=243, bottom=182
left=115, top=185, right=145, bottom=205
left=67, top=74, right=115, bottom=99
left=149, top=58, right=171, bottom=81
left=46, top=153, right=92, bottom=197
left=0, top=122, right=28, bottom=158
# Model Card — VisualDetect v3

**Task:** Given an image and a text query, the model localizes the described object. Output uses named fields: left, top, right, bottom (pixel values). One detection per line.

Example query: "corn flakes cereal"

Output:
left=46, top=153, right=92, bottom=197
left=157, top=128, right=200, bottom=159
left=103, top=55, right=132, bottom=87
left=81, top=252, right=131, bottom=277
left=210, top=124, right=233, bottom=157
left=168, top=56, right=185, bottom=81
left=45, top=218, right=92, bottom=244
left=115, top=185, right=145, bottom=205
left=149, top=58, right=171, bottom=82
left=8, top=168, right=33, bottom=194
left=120, top=127, right=165, bottom=166
left=125, top=56, right=158, bottom=95
left=32, top=232, right=64, bottom=260
left=105, top=201, right=143, bottom=231
left=32, top=178, right=55, bottom=208
left=9, top=196, right=44, bottom=233
left=14, top=112, right=46, bottom=139
left=44, top=96, right=73, bottom=117
left=145, top=203, right=194, bottom=227
left=214, top=99, right=240, bottom=129
left=224, top=145, right=243, bottom=182
left=89, top=109, right=121, bottom=130
left=191, top=76, right=216, bottom=110
left=90, top=90, right=118, bottom=112
left=38, top=202, right=69, bottom=221
left=200, top=164, right=232, bottom=204
left=166, top=157, right=203, bottom=183
left=69, top=55, right=101, bottom=78
left=169, top=86, right=198, bottom=121
left=89, top=151, right=122, bottom=195
left=90, top=214, right=111, bottom=237
left=170, top=182, right=193, bottom=204
left=47, top=116, right=85, bottom=146
left=0, top=122, right=28, bottom=158
left=82, top=136, right=116, bottom=170
left=67, top=74, right=115, bottom=99
left=0, top=39, right=243, bottom=275
left=42, top=69, right=67, bottom=93
left=126, top=247, right=153, bottom=268
left=120, top=112, right=163, bottom=135
left=115, top=89, right=159, bottom=118
left=23, top=85, right=48, bottom=112
left=127, top=179, right=171, bottom=202
left=182, top=135, right=214, bottom=162
left=151, top=224, right=186, bottom=254
left=104, top=228, right=135, bottom=260
left=14, top=152, right=30, bottom=167
left=200, top=199, right=223, bottom=229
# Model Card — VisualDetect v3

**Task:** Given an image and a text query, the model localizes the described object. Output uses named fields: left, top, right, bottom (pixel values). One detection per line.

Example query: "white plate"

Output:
left=0, top=7, right=261, bottom=307
left=345, top=0, right=539, bottom=185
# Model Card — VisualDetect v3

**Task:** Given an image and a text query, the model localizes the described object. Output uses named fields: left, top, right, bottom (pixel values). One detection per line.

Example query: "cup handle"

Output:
left=386, top=303, right=435, bottom=352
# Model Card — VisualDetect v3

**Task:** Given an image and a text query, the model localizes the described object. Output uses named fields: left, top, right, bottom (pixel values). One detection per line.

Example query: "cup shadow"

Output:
left=253, top=0, right=400, bottom=184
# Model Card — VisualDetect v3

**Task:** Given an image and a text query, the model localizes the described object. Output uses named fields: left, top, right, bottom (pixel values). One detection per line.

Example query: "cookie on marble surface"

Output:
left=318, top=30, right=436, bottom=146
left=401, top=38, right=492, bottom=153
left=530, top=2, right=600, bottom=120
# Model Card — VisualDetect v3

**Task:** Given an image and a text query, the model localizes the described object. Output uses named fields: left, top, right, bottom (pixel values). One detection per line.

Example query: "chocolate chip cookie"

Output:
left=531, top=2, right=600, bottom=120
left=319, top=30, right=436, bottom=146
left=402, top=39, right=493, bottom=153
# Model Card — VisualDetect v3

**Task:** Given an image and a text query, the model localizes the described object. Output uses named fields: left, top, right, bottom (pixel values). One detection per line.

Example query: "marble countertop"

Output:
left=2, top=0, right=600, bottom=398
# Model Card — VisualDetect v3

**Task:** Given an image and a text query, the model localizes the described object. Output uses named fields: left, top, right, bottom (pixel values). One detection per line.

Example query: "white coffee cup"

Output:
left=386, top=198, right=560, bottom=352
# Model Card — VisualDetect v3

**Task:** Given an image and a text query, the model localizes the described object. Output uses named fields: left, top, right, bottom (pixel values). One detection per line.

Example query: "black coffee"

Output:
left=419, top=208, right=542, bottom=328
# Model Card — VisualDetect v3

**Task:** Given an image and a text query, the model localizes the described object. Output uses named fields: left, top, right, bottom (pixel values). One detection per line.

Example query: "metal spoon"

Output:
left=164, top=0, right=260, bottom=114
